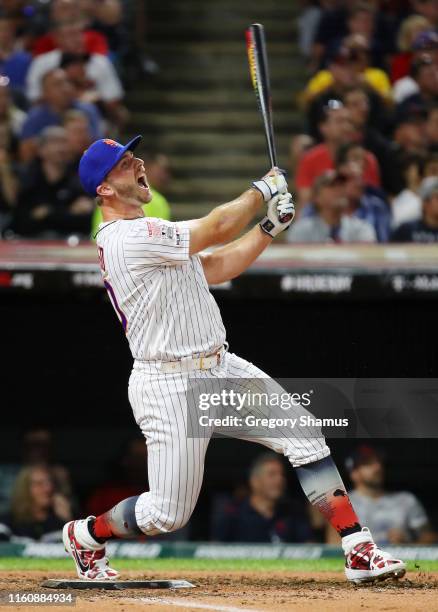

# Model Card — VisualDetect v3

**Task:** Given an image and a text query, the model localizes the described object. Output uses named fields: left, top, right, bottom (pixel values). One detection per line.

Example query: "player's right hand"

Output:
left=259, top=191, right=295, bottom=238
left=251, top=168, right=288, bottom=202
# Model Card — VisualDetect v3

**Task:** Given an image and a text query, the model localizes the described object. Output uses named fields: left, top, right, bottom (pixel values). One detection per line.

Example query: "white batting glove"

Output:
left=259, top=192, right=295, bottom=238
left=252, top=169, right=288, bottom=202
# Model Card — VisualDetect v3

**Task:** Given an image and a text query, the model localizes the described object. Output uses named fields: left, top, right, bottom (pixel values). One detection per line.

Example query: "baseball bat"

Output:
left=246, top=23, right=277, bottom=168
left=246, top=23, right=292, bottom=223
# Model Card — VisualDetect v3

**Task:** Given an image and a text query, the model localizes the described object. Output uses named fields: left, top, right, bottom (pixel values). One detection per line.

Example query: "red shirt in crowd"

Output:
left=32, top=30, right=109, bottom=56
left=295, top=143, right=381, bottom=189
left=390, top=52, right=413, bottom=83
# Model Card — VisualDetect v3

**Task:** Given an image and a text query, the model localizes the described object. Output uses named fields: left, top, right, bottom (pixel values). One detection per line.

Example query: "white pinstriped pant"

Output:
left=128, top=351, right=330, bottom=536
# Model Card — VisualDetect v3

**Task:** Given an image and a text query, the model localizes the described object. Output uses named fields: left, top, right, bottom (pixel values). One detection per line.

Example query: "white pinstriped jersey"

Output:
left=96, top=217, right=226, bottom=361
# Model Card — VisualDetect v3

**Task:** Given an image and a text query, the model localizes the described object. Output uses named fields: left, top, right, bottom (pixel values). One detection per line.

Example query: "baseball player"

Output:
left=63, top=136, right=405, bottom=584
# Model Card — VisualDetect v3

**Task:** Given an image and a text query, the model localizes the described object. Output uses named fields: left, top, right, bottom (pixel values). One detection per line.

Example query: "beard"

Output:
left=113, top=180, right=147, bottom=205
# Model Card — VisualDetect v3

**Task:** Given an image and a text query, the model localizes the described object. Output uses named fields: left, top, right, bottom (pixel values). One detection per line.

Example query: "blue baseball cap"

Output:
left=79, top=135, right=142, bottom=196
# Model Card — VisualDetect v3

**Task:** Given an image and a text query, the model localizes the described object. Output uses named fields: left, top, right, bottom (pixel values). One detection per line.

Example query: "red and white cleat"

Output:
left=344, top=528, right=406, bottom=584
left=63, top=517, right=119, bottom=581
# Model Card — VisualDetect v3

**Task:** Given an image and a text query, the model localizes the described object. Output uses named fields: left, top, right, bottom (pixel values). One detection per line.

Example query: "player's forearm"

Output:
left=201, top=225, right=271, bottom=285
left=206, top=188, right=264, bottom=244
left=187, top=188, right=264, bottom=255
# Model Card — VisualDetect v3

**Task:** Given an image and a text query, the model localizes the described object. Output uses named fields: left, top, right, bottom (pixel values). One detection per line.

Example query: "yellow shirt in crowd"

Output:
left=304, top=68, right=392, bottom=102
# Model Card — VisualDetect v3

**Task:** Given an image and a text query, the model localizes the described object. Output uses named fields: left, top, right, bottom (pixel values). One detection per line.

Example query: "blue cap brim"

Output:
left=115, top=135, right=143, bottom=166
left=124, top=135, right=143, bottom=155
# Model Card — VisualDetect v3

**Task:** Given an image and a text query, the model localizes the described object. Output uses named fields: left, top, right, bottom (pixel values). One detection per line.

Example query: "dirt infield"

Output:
left=0, top=570, right=437, bottom=612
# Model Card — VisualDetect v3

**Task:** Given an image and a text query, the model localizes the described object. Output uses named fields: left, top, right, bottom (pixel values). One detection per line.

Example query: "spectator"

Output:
left=21, top=429, right=73, bottom=500
left=393, top=30, right=438, bottom=103
left=0, top=82, right=22, bottom=234
left=388, top=110, right=428, bottom=196
left=325, top=446, right=436, bottom=545
left=0, top=465, right=72, bottom=542
left=211, top=453, right=313, bottom=543
left=312, top=1, right=394, bottom=70
left=311, top=0, right=349, bottom=70
left=80, top=0, right=126, bottom=60
left=391, top=176, right=438, bottom=241
left=304, top=47, right=359, bottom=115
left=411, top=0, right=438, bottom=28
left=26, top=20, right=126, bottom=129
left=91, top=151, right=172, bottom=237
left=0, top=81, right=26, bottom=158
left=13, top=126, right=93, bottom=238
left=336, top=142, right=391, bottom=241
left=343, top=2, right=384, bottom=65
left=0, top=0, right=37, bottom=49
left=288, top=170, right=377, bottom=243
left=296, top=101, right=380, bottom=207
left=298, top=143, right=391, bottom=241
left=304, top=36, right=392, bottom=106
left=0, top=15, right=32, bottom=95
left=392, top=111, right=428, bottom=161
left=391, top=153, right=425, bottom=227
left=288, top=134, right=315, bottom=179
left=0, top=427, right=74, bottom=517
left=60, top=53, right=100, bottom=106
left=63, top=109, right=94, bottom=166
left=343, top=85, right=396, bottom=193
left=343, top=33, right=392, bottom=99
left=0, top=122, right=18, bottom=235
left=20, top=68, right=102, bottom=162
left=32, top=0, right=109, bottom=57
left=396, top=54, right=438, bottom=119
left=390, top=15, right=432, bottom=84
left=305, top=49, right=388, bottom=140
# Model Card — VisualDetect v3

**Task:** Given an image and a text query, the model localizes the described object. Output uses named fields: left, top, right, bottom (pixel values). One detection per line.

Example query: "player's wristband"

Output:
left=259, top=217, right=276, bottom=237
left=251, top=179, right=277, bottom=202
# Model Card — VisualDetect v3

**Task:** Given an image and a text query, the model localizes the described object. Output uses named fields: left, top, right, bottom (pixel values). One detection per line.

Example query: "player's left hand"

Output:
left=251, top=168, right=288, bottom=202
left=259, top=191, right=295, bottom=238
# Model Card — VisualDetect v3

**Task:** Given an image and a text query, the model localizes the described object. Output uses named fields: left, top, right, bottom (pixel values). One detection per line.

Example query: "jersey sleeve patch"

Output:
left=125, top=217, right=190, bottom=271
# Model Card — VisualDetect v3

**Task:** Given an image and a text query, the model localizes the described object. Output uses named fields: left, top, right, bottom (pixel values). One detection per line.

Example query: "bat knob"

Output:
left=278, top=212, right=293, bottom=224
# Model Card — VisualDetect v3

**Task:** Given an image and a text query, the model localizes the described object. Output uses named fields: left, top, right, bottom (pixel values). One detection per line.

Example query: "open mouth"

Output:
left=137, top=175, right=149, bottom=189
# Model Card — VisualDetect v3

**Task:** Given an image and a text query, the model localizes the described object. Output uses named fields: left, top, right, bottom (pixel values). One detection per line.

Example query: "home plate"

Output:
left=42, top=579, right=194, bottom=590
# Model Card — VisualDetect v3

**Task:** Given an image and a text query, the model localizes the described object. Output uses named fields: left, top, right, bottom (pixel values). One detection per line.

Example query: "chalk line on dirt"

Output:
left=122, top=596, right=263, bottom=612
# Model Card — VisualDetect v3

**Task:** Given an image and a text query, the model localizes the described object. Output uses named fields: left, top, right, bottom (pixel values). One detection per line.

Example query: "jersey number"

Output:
left=98, top=246, right=128, bottom=333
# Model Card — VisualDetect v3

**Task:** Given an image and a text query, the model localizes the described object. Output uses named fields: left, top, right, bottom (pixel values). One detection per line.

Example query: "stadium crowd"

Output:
left=0, top=0, right=170, bottom=240
left=0, top=0, right=126, bottom=239
left=290, top=0, right=438, bottom=242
